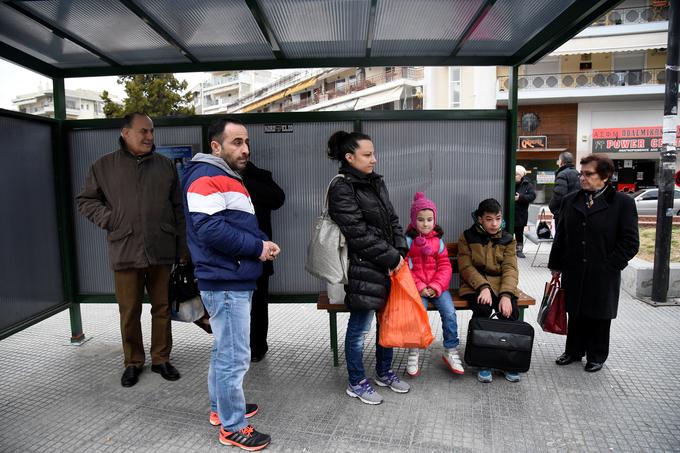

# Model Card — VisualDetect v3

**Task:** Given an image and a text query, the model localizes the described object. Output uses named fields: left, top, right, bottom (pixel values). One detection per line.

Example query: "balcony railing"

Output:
left=591, top=5, right=669, bottom=26
left=271, top=67, right=424, bottom=112
left=202, top=74, right=240, bottom=88
left=497, top=68, right=666, bottom=92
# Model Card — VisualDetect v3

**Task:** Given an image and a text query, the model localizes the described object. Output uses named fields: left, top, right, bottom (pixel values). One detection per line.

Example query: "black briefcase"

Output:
left=464, top=316, right=534, bottom=373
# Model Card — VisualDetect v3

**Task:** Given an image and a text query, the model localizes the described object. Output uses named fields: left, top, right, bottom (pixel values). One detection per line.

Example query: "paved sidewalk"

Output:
left=1, top=257, right=679, bottom=452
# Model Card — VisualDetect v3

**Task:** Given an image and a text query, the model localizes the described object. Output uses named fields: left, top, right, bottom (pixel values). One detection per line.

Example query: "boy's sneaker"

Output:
left=209, top=403, right=259, bottom=426
left=477, top=369, right=493, bottom=383
left=442, top=348, right=465, bottom=375
left=346, top=378, right=383, bottom=405
left=219, top=425, right=270, bottom=451
left=406, top=349, right=420, bottom=377
left=504, top=371, right=521, bottom=382
left=375, top=370, right=411, bottom=394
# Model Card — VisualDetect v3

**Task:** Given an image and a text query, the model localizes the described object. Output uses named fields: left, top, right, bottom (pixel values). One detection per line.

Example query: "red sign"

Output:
left=592, top=126, right=680, bottom=153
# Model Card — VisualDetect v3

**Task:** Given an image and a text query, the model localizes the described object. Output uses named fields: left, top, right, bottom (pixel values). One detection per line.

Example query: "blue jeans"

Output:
left=345, top=310, right=393, bottom=386
left=421, top=290, right=459, bottom=349
left=201, top=290, right=252, bottom=432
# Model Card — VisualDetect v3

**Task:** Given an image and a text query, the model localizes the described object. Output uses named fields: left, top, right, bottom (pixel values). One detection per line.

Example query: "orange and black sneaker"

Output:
left=210, top=404, right=259, bottom=426
left=219, top=424, right=270, bottom=451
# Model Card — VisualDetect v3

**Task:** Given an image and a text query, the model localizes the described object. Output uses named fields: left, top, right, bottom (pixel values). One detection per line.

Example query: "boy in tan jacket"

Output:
left=457, top=198, right=521, bottom=383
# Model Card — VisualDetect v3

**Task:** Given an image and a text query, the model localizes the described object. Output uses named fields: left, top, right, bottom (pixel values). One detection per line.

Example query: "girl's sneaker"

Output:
left=442, top=348, right=465, bottom=375
left=346, top=378, right=384, bottom=405
left=406, top=349, right=420, bottom=377
left=504, top=371, right=521, bottom=382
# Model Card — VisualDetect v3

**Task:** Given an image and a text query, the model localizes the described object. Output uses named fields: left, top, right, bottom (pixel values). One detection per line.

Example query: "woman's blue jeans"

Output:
left=421, top=289, right=459, bottom=349
left=201, top=290, right=252, bottom=432
left=345, top=309, right=393, bottom=386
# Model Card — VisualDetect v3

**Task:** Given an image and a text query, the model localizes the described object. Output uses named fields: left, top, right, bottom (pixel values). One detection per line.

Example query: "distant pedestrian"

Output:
left=549, top=151, right=580, bottom=228
left=549, top=154, right=639, bottom=373
left=514, top=165, right=536, bottom=258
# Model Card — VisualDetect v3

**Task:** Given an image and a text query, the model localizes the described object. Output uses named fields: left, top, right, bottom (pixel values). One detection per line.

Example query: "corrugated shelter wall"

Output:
left=70, top=126, right=202, bottom=294
left=69, top=120, right=505, bottom=295
left=0, top=115, right=64, bottom=332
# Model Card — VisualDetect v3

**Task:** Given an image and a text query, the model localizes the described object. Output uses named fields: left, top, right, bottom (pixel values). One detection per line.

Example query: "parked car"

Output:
left=631, top=188, right=680, bottom=215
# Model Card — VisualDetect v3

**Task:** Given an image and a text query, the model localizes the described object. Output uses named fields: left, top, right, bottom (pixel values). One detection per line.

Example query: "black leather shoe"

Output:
left=151, top=362, right=181, bottom=381
left=555, top=353, right=581, bottom=366
left=251, top=353, right=265, bottom=363
left=121, top=365, right=143, bottom=387
left=585, top=362, right=603, bottom=372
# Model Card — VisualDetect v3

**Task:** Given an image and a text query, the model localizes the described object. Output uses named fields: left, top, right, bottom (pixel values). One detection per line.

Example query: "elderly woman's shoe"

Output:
left=556, top=353, right=580, bottom=366
left=584, top=362, right=603, bottom=372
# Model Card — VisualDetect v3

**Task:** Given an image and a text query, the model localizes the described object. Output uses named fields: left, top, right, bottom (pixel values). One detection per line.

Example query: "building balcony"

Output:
left=498, top=68, right=666, bottom=93
left=591, top=5, right=669, bottom=27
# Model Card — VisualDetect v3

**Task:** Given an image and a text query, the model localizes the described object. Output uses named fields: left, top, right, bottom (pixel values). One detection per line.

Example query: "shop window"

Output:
left=449, top=67, right=461, bottom=109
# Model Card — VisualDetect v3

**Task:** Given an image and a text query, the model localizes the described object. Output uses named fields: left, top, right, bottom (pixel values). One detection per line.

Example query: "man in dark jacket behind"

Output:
left=549, top=151, right=580, bottom=225
left=77, top=112, right=188, bottom=388
left=242, top=161, right=285, bottom=362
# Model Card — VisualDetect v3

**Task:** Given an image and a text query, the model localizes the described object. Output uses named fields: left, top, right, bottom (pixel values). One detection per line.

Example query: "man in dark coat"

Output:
left=549, top=151, right=580, bottom=226
left=549, top=154, right=639, bottom=373
left=77, top=112, right=188, bottom=387
left=514, top=165, right=536, bottom=258
left=241, top=161, right=285, bottom=362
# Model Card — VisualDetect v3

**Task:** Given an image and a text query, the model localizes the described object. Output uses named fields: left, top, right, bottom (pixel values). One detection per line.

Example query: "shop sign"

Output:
left=536, top=171, right=555, bottom=184
left=592, top=126, right=680, bottom=153
left=518, top=135, right=547, bottom=150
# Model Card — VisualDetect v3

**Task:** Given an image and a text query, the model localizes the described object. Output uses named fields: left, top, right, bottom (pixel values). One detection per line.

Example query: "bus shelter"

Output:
left=0, top=0, right=621, bottom=341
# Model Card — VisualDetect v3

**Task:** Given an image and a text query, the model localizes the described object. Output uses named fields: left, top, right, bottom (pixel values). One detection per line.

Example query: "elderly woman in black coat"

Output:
left=326, top=130, right=409, bottom=405
left=548, top=154, right=639, bottom=373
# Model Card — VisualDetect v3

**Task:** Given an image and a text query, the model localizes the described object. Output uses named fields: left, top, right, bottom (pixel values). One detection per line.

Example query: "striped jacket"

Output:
left=182, top=153, right=266, bottom=291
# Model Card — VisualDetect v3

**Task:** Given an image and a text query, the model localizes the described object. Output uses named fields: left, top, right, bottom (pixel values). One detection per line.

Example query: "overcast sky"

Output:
left=0, top=58, right=206, bottom=109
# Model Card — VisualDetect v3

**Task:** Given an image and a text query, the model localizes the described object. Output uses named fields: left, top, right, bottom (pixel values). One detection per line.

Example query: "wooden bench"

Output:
left=316, top=242, right=536, bottom=366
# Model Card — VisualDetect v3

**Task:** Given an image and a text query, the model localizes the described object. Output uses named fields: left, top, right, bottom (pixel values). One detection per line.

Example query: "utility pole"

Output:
left=651, top=0, right=679, bottom=303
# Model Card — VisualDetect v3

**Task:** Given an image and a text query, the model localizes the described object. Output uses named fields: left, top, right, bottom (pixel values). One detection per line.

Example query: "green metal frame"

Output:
left=505, top=66, right=519, bottom=231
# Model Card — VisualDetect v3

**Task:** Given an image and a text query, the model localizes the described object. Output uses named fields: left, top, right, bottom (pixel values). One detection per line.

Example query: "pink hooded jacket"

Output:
left=406, top=230, right=452, bottom=297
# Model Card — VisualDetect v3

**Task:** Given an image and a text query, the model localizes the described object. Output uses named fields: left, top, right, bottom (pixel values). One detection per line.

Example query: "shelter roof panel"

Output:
left=134, top=0, right=274, bottom=61
left=371, top=0, right=482, bottom=56
left=18, top=0, right=191, bottom=65
left=0, top=3, right=106, bottom=68
left=257, top=0, right=371, bottom=58
left=458, top=0, right=576, bottom=56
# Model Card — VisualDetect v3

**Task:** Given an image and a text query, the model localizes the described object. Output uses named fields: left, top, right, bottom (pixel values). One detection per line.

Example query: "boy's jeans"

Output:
left=345, top=309, right=393, bottom=386
left=201, top=290, right=252, bottom=432
left=421, top=290, right=459, bottom=349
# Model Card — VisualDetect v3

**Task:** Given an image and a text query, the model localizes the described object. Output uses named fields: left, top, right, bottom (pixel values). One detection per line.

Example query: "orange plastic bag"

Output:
left=378, top=266, right=434, bottom=349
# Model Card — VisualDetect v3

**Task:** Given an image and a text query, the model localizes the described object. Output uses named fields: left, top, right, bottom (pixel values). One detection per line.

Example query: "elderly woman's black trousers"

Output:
left=565, top=315, right=611, bottom=364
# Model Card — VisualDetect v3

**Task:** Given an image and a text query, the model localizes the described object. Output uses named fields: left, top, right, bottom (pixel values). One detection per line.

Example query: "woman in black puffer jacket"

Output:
left=326, top=130, right=409, bottom=405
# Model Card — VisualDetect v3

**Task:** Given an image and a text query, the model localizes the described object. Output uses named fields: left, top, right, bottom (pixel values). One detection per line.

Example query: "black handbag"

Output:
left=536, top=208, right=552, bottom=239
left=464, top=315, right=535, bottom=373
left=169, top=262, right=199, bottom=311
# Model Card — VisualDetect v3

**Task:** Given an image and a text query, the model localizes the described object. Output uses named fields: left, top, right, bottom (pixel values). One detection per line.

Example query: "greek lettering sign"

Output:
left=592, top=126, right=680, bottom=153
left=518, top=135, right=547, bottom=150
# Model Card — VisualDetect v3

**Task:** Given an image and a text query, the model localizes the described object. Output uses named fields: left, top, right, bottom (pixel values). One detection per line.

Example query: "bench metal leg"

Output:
left=519, top=307, right=525, bottom=321
left=531, top=241, right=542, bottom=267
left=329, top=311, right=339, bottom=367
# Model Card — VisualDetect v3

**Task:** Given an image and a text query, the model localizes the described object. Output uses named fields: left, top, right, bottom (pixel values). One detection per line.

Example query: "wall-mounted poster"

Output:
left=156, top=145, right=193, bottom=183
left=536, top=171, right=555, bottom=184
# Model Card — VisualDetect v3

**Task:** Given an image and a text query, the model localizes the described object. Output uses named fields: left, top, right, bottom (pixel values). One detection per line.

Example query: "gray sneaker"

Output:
left=346, top=378, right=384, bottom=405
left=375, top=370, right=410, bottom=393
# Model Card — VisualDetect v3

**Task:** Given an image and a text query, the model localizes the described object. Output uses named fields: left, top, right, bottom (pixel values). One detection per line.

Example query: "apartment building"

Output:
left=12, top=88, right=106, bottom=119
left=189, top=70, right=273, bottom=115
left=495, top=0, right=675, bottom=202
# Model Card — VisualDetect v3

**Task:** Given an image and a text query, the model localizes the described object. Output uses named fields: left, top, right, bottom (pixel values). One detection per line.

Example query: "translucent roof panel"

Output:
left=19, top=0, right=191, bottom=65
left=257, top=0, right=371, bottom=58
left=135, top=0, right=274, bottom=61
left=371, top=0, right=483, bottom=57
left=0, top=3, right=106, bottom=68
left=458, top=0, right=577, bottom=56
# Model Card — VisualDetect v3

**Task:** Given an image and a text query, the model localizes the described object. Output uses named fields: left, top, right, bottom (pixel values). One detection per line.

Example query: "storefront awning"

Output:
left=551, top=31, right=668, bottom=55
left=354, top=86, right=404, bottom=110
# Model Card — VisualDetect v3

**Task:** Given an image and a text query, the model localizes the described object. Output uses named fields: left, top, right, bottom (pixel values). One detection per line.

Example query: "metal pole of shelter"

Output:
left=651, top=0, right=679, bottom=304
left=53, top=76, right=85, bottom=340
left=505, top=66, right=519, bottom=232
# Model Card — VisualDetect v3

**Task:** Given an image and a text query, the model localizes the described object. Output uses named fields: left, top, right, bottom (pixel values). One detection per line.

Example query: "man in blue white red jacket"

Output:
left=182, top=118, right=279, bottom=451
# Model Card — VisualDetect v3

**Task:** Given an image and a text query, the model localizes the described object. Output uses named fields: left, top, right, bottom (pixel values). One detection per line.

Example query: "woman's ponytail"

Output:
left=327, top=130, right=372, bottom=162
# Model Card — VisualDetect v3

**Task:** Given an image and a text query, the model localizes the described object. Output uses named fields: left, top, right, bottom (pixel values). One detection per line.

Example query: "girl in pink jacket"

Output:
left=405, top=192, right=464, bottom=377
